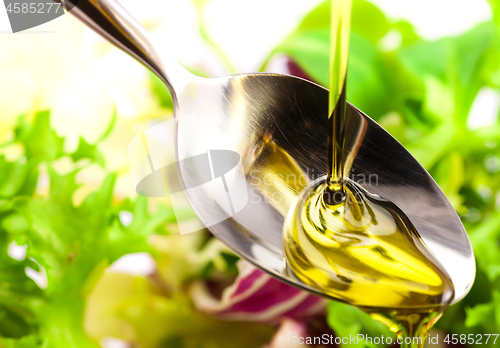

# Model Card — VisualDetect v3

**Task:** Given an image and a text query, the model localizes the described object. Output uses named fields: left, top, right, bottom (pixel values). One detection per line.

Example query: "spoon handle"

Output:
left=57, top=0, right=191, bottom=95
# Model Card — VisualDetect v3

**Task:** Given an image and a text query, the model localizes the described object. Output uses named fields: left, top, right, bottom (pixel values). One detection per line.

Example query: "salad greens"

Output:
left=0, top=111, right=176, bottom=347
left=1, top=0, right=500, bottom=347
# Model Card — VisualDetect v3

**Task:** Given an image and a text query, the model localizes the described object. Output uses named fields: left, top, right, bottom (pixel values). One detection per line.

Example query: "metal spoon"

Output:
left=59, top=0, right=475, bottom=303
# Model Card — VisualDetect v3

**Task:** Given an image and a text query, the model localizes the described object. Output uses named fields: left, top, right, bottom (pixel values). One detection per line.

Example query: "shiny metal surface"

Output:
left=61, top=0, right=475, bottom=303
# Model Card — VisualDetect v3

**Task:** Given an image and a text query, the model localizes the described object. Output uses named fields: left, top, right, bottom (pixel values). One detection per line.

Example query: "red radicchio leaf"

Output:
left=190, top=260, right=327, bottom=323
left=287, top=59, right=316, bottom=83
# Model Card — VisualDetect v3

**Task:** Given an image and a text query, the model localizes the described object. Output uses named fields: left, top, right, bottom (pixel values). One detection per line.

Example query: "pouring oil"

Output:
left=283, top=0, right=455, bottom=346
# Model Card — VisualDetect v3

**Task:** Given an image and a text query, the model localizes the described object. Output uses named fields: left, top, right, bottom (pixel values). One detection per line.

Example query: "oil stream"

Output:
left=283, top=0, right=455, bottom=346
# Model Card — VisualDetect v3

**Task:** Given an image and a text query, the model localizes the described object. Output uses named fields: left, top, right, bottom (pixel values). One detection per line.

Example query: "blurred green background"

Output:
left=0, top=0, right=499, bottom=347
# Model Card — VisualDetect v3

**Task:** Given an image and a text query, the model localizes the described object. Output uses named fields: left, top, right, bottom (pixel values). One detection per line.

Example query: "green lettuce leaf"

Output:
left=327, top=302, right=394, bottom=347
left=0, top=112, right=173, bottom=347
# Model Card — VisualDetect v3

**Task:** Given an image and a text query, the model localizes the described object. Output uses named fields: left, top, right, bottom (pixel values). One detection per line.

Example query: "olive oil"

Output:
left=283, top=178, right=454, bottom=344
left=282, top=0, right=455, bottom=346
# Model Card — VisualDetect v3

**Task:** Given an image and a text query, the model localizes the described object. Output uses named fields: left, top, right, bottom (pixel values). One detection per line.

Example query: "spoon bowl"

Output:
left=61, top=0, right=475, bottom=303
